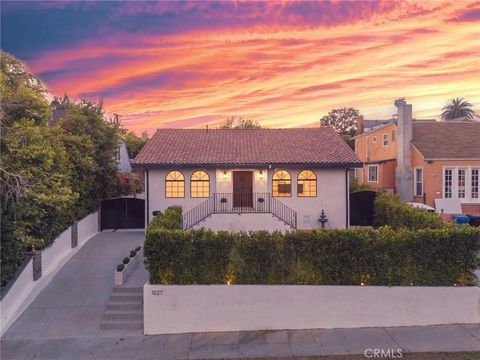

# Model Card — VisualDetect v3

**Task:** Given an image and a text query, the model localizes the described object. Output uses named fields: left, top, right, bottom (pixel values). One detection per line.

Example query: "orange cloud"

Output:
left=19, top=0, right=479, bottom=135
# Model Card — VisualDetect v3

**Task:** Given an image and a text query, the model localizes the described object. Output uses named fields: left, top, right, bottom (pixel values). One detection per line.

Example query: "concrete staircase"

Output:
left=101, top=286, right=143, bottom=331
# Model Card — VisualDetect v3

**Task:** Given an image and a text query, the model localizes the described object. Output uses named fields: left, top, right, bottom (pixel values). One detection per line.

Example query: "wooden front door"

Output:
left=233, top=171, right=253, bottom=207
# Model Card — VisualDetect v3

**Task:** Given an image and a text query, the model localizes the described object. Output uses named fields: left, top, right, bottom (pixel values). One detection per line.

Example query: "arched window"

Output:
left=272, top=169, right=291, bottom=197
left=191, top=170, right=210, bottom=198
left=165, top=170, right=184, bottom=198
left=298, top=170, right=317, bottom=197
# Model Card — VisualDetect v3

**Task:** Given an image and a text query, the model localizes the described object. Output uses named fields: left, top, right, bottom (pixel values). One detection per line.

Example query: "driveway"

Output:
left=2, top=231, right=145, bottom=340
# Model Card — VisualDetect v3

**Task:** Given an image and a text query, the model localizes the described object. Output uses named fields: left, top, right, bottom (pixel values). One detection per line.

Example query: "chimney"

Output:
left=394, top=98, right=414, bottom=201
left=357, top=115, right=364, bottom=135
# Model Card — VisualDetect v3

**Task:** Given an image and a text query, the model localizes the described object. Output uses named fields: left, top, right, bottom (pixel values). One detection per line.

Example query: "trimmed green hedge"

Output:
left=374, top=191, right=444, bottom=230
left=144, top=216, right=480, bottom=286
left=149, top=206, right=183, bottom=230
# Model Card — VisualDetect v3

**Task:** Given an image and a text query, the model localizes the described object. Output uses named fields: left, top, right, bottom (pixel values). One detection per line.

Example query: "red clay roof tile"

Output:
left=133, top=128, right=361, bottom=168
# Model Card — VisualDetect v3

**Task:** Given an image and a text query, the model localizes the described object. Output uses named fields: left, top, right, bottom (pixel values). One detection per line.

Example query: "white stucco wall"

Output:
left=144, top=284, right=480, bottom=335
left=0, top=211, right=99, bottom=336
left=146, top=167, right=348, bottom=229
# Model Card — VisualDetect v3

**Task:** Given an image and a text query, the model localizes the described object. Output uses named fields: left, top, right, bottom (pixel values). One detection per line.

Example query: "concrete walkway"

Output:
left=2, top=231, right=145, bottom=340
left=1, top=324, right=479, bottom=359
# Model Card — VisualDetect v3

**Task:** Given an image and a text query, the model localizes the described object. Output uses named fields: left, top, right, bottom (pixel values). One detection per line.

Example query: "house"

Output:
left=132, top=128, right=362, bottom=231
left=354, top=99, right=480, bottom=216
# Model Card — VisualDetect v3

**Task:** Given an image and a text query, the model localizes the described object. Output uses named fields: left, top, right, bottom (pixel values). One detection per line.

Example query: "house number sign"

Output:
left=152, top=289, right=163, bottom=296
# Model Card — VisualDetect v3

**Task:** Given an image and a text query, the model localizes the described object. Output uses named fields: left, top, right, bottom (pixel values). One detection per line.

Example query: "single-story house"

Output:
left=133, top=128, right=362, bottom=231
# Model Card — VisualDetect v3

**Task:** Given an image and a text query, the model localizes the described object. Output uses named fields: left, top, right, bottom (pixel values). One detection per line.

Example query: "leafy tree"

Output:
left=123, top=130, right=148, bottom=159
left=0, top=52, right=50, bottom=126
left=441, top=97, right=476, bottom=121
left=1, top=52, right=76, bottom=284
left=220, top=116, right=261, bottom=129
left=1, top=52, right=124, bottom=285
left=118, top=171, right=144, bottom=196
left=51, top=95, right=122, bottom=217
left=320, top=107, right=360, bottom=137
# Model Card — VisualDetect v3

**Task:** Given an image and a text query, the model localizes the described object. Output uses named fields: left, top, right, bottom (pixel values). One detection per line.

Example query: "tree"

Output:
left=123, top=130, right=148, bottom=159
left=220, top=116, right=261, bottom=129
left=320, top=107, right=360, bottom=137
left=441, top=98, right=476, bottom=121
left=1, top=52, right=76, bottom=284
left=1, top=52, right=125, bottom=285
left=52, top=95, right=122, bottom=217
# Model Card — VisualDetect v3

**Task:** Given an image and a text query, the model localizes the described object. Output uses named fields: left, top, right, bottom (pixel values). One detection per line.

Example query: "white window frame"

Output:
left=414, top=167, right=423, bottom=197
left=382, top=133, right=388, bottom=147
left=391, top=129, right=396, bottom=142
left=442, top=166, right=480, bottom=203
left=367, top=164, right=378, bottom=183
left=372, top=136, right=377, bottom=143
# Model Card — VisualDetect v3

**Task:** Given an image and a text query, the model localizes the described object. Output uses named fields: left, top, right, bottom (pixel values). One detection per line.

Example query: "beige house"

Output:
left=133, top=128, right=361, bottom=231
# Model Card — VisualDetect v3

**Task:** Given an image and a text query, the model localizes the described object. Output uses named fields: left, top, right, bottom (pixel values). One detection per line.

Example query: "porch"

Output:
left=182, top=192, right=297, bottom=230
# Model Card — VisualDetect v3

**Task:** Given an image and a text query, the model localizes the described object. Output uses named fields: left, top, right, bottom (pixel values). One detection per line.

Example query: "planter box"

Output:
left=114, top=248, right=143, bottom=286
left=143, top=284, right=480, bottom=335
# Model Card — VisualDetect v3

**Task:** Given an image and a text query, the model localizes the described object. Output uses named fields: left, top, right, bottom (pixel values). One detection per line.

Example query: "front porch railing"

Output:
left=182, top=193, right=297, bottom=230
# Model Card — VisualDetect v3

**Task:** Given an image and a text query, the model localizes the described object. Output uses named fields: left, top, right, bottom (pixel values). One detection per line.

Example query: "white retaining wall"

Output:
left=144, top=284, right=480, bottom=335
left=0, top=212, right=99, bottom=336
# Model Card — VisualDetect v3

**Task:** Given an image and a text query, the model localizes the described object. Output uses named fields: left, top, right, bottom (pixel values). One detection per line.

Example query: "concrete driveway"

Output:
left=2, top=231, right=145, bottom=340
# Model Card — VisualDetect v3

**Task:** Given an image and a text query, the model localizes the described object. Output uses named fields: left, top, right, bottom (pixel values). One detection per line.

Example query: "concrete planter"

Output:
left=114, top=248, right=143, bottom=286
left=143, top=284, right=480, bottom=335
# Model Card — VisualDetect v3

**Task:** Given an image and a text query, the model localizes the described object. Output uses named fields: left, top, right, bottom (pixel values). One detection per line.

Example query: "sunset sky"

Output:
left=2, top=1, right=479, bottom=134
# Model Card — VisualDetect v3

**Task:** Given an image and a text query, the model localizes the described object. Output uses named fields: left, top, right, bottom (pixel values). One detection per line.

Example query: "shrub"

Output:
left=135, top=246, right=141, bottom=252
left=149, top=206, right=182, bottom=230
left=122, top=257, right=130, bottom=265
left=349, top=178, right=372, bottom=192
left=374, top=191, right=444, bottom=230
left=116, top=264, right=125, bottom=272
left=144, top=228, right=233, bottom=284
left=144, top=225, right=480, bottom=286
left=129, top=249, right=137, bottom=257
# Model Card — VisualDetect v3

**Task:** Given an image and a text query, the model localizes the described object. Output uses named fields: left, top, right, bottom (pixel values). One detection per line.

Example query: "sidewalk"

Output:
left=2, top=324, right=479, bottom=359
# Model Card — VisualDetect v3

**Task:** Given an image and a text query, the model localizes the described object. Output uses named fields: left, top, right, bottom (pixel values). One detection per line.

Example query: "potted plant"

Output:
left=114, top=247, right=144, bottom=286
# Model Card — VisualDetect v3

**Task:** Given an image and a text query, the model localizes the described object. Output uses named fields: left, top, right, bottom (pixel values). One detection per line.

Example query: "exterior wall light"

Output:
left=259, top=170, right=264, bottom=180
left=223, top=171, right=227, bottom=180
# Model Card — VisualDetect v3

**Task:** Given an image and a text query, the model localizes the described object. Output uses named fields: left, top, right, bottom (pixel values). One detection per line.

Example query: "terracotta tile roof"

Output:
left=133, top=128, right=362, bottom=168
left=412, top=122, right=480, bottom=159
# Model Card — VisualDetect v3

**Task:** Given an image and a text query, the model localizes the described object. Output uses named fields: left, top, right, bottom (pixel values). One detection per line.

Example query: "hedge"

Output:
left=149, top=206, right=183, bottom=230
left=374, top=191, right=444, bottom=230
left=144, top=210, right=480, bottom=286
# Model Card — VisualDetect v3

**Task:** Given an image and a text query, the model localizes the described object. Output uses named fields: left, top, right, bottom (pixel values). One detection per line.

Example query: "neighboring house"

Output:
left=117, top=137, right=132, bottom=172
left=133, top=128, right=362, bottom=231
left=354, top=99, right=480, bottom=215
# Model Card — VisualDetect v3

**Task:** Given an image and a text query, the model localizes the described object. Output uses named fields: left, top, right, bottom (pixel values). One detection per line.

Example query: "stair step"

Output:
left=106, top=303, right=143, bottom=311
left=109, top=294, right=143, bottom=303
left=100, top=320, right=143, bottom=330
left=104, top=310, right=143, bottom=321
left=112, top=286, right=143, bottom=294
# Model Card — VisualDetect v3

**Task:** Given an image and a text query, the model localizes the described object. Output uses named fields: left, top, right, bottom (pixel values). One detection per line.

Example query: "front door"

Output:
left=233, top=171, right=253, bottom=207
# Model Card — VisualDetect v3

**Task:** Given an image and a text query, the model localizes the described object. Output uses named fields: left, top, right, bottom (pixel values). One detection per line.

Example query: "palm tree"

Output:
left=441, top=98, right=476, bottom=121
